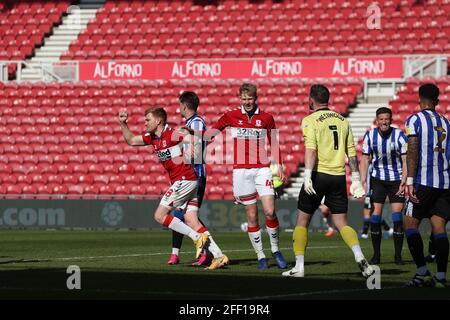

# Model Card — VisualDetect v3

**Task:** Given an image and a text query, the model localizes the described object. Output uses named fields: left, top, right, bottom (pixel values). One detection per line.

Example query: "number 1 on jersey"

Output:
left=328, top=125, right=339, bottom=150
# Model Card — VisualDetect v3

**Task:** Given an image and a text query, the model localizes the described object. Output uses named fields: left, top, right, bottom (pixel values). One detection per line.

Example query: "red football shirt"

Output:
left=142, top=125, right=197, bottom=183
left=210, top=106, right=282, bottom=169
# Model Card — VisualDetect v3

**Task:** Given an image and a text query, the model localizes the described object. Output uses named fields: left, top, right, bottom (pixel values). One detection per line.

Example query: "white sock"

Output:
left=205, top=231, right=223, bottom=258
left=171, top=248, right=180, bottom=255
left=248, top=229, right=265, bottom=260
left=266, top=226, right=280, bottom=253
left=351, top=244, right=365, bottom=262
left=436, top=272, right=446, bottom=280
left=167, top=217, right=199, bottom=241
left=417, top=266, right=428, bottom=276
left=326, top=216, right=333, bottom=229
left=294, top=255, right=304, bottom=270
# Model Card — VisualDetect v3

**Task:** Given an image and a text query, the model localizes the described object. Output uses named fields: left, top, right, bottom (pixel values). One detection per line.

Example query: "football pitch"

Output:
left=0, top=230, right=448, bottom=300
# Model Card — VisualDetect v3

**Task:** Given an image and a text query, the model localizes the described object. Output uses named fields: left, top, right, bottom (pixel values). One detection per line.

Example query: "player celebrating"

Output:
left=118, top=108, right=229, bottom=270
left=167, top=91, right=213, bottom=266
left=283, top=84, right=373, bottom=278
left=404, top=84, right=449, bottom=288
left=206, top=83, right=288, bottom=270
left=360, top=107, right=407, bottom=265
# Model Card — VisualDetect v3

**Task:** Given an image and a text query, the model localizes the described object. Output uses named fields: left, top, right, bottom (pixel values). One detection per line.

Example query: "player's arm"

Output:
left=267, top=116, right=285, bottom=183
left=360, top=154, right=371, bottom=191
left=118, top=111, right=145, bottom=146
left=301, top=118, right=317, bottom=195
left=406, top=136, right=419, bottom=202
left=396, top=154, right=408, bottom=196
left=360, top=131, right=372, bottom=192
left=347, top=125, right=365, bottom=198
left=405, top=116, right=419, bottom=202
left=204, top=113, right=230, bottom=142
left=180, top=120, right=204, bottom=165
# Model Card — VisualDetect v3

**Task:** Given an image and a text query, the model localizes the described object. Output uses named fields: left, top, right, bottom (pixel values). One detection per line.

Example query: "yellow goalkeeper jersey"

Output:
left=301, top=108, right=356, bottom=175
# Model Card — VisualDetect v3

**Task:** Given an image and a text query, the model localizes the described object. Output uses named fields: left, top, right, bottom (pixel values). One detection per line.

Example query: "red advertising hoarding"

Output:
left=79, top=56, right=403, bottom=80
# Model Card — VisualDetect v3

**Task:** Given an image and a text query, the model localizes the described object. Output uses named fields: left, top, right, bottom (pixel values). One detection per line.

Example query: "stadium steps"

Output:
left=20, top=8, right=99, bottom=82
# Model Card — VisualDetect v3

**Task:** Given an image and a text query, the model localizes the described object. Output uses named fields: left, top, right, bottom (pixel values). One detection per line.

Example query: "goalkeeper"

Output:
left=282, top=84, right=373, bottom=279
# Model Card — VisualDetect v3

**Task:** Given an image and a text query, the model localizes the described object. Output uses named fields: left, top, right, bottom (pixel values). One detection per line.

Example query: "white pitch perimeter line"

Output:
left=14, top=246, right=342, bottom=263
left=242, top=286, right=405, bottom=300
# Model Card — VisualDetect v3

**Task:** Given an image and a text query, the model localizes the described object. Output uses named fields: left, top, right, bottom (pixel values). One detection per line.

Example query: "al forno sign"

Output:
left=79, top=56, right=403, bottom=80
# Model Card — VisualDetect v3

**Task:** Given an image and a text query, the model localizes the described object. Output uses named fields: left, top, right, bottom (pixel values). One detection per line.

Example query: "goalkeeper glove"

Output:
left=350, top=172, right=365, bottom=198
left=303, top=169, right=316, bottom=195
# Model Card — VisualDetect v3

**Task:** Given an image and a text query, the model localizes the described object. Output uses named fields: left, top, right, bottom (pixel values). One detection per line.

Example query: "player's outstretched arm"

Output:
left=303, top=148, right=317, bottom=195
left=406, top=136, right=419, bottom=202
left=349, top=156, right=365, bottom=198
left=118, top=111, right=145, bottom=146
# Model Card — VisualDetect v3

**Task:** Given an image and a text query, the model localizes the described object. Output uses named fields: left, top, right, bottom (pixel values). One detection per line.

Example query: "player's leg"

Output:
left=390, top=197, right=405, bottom=265
left=282, top=210, right=311, bottom=277
left=282, top=172, right=322, bottom=277
left=320, top=204, right=334, bottom=237
left=233, top=169, right=266, bottom=268
left=192, top=176, right=214, bottom=266
left=369, top=178, right=388, bottom=265
left=403, top=188, right=433, bottom=287
left=257, top=167, right=287, bottom=269
left=326, top=174, right=373, bottom=278
left=429, top=192, right=450, bottom=287
left=361, top=207, right=371, bottom=239
left=425, top=233, right=437, bottom=262
left=168, top=209, right=184, bottom=265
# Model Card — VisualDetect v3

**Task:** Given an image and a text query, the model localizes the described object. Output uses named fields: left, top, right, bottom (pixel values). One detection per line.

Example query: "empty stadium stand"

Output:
left=60, top=0, right=450, bottom=61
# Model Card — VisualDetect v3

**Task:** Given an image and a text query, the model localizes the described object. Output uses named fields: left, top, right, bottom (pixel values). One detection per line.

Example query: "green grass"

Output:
left=0, top=230, right=448, bottom=299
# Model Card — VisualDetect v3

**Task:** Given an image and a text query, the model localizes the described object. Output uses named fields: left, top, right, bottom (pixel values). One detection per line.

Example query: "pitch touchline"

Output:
left=17, top=246, right=343, bottom=263
left=242, top=285, right=405, bottom=299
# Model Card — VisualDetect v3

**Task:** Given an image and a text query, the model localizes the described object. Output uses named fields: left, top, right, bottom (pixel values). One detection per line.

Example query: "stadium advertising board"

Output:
left=79, top=56, right=403, bottom=80
left=0, top=200, right=391, bottom=230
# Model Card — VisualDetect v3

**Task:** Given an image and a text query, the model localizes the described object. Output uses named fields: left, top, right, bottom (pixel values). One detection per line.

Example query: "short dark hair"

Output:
left=309, top=84, right=330, bottom=104
left=145, top=107, right=167, bottom=124
left=376, top=107, right=392, bottom=117
left=179, top=91, right=200, bottom=112
left=419, top=83, right=439, bottom=103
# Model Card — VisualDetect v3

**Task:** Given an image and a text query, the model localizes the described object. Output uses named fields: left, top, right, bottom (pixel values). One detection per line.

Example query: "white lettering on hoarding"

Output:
left=251, top=60, right=302, bottom=77
left=93, top=62, right=143, bottom=79
left=332, top=58, right=385, bottom=76
left=171, top=61, right=222, bottom=78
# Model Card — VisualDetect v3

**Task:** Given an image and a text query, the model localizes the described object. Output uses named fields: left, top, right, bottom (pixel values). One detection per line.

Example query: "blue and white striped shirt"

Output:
left=406, top=109, right=450, bottom=189
left=186, top=113, right=207, bottom=178
left=362, top=127, right=407, bottom=181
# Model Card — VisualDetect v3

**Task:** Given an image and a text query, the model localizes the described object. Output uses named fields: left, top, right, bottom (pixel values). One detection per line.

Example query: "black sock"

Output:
left=382, top=219, right=391, bottom=231
left=172, top=231, right=184, bottom=250
left=392, top=212, right=404, bottom=258
left=406, top=229, right=425, bottom=269
left=393, top=221, right=404, bottom=258
left=370, top=217, right=382, bottom=257
left=429, top=234, right=436, bottom=256
left=434, top=234, right=449, bottom=274
left=362, top=218, right=370, bottom=234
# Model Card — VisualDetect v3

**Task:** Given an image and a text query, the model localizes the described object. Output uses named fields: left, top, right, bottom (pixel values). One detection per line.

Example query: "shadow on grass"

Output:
left=0, top=268, right=448, bottom=300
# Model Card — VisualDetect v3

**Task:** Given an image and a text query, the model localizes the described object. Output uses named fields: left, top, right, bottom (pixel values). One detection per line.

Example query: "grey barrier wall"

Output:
left=0, top=199, right=436, bottom=231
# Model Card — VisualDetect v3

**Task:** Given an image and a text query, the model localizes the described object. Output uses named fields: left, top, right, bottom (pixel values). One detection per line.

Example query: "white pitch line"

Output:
left=242, top=285, right=405, bottom=300
left=11, top=246, right=343, bottom=263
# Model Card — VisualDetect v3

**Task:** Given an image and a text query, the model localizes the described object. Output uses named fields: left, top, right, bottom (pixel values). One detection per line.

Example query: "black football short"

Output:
left=371, top=177, right=405, bottom=204
left=297, top=172, right=348, bottom=214
left=404, top=185, right=450, bottom=221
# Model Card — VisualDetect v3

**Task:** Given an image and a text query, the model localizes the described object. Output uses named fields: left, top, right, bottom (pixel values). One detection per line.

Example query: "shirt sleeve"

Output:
left=405, top=115, right=419, bottom=137
left=142, top=132, right=153, bottom=145
left=362, top=131, right=372, bottom=155
left=346, top=123, right=356, bottom=157
left=301, top=117, right=317, bottom=150
left=211, top=113, right=230, bottom=131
